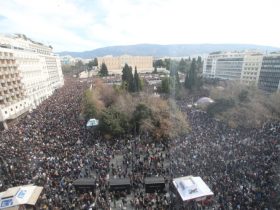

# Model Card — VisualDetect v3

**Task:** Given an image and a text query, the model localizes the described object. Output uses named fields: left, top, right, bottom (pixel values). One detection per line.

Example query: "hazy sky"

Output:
left=0, top=0, right=280, bottom=52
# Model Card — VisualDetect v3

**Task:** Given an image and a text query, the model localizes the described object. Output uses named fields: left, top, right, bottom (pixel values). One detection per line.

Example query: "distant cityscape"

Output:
left=1, top=33, right=280, bottom=129
left=0, top=33, right=279, bottom=210
left=203, top=51, right=280, bottom=92
left=1, top=0, right=280, bottom=208
left=61, top=51, right=280, bottom=93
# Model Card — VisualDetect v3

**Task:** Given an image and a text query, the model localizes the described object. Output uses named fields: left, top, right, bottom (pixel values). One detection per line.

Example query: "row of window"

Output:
left=243, top=72, right=257, bottom=76
left=244, top=63, right=260, bottom=66
left=243, top=67, right=259, bottom=71
left=242, top=76, right=257, bottom=80
left=1, top=101, right=28, bottom=114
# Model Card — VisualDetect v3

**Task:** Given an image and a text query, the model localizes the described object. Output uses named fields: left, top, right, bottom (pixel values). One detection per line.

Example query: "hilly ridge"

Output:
left=58, top=44, right=280, bottom=58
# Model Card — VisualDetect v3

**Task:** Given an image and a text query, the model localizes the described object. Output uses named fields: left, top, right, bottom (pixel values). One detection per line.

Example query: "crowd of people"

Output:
left=0, top=78, right=98, bottom=209
left=170, top=100, right=280, bottom=209
left=0, top=77, right=279, bottom=210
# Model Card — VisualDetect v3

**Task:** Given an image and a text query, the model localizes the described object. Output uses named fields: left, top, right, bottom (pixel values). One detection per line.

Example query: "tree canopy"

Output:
left=87, top=58, right=98, bottom=69
left=206, top=82, right=280, bottom=128
left=184, top=58, right=202, bottom=90
left=122, top=64, right=142, bottom=92
left=82, top=79, right=189, bottom=140
left=99, top=62, right=109, bottom=77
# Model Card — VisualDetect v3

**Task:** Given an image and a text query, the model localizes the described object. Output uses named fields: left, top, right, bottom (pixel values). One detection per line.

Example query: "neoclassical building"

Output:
left=97, top=55, right=153, bottom=74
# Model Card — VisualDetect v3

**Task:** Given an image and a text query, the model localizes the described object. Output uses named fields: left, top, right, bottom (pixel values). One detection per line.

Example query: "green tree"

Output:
left=164, top=58, right=171, bottom=70
left=61, top=64, right=74, bottom=75
left=134, top=67, right=142, bottom=92
left=154, top=59, right=164, bottom=68
left=87, top=58, right=98, bottom=69
left=99, top=107, right=130, bottom=137
left=93, top=58, right=98, bottom=66
left=160, top=77, right=170, bottom=94
left=75, top=60, right=85, bottom=74
left=122, top=64, right=134, bottom=92
left=169, top=64, right=181, bottom=95
left=83, top=90, right=98, bottom=120
left=99, top=62, right=109, bottom=77
left=184, top=58, right=198, bottom=90
left=178, top=58, right=188, bottom=73
left=132, top=103, right=151, bottom=134
left=122, top=64, right=129, bottom=81
left=152, top=66, right=158, bottom=74
left=238, top=89, right=249, bottom=102
left=197, top=56, right=203, bottom=73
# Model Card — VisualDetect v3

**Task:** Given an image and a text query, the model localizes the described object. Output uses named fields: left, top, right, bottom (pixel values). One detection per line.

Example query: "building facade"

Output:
left=215, top=56, right=244, bottom=80
left=240, top=53, right=263, bottom=86
left=203, top=52, right=224, bottom=78
left=203, top=51, right=280, bottom=92
left=258, top=54, right=280, bottom=92
left=203, top=52, right=249, bottom=81
left=0, top=48, right=30, bottom=123
left=0, top=34, right=64, bottom=123
left=97, top=55, right=153, bottom=74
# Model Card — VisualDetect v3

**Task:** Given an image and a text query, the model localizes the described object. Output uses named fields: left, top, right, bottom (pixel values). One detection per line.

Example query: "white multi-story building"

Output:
left=203, top=51, right=263, bottom=85
left=203, top=51, right=280, bottom=92
left=0, top=48, right=30, bottom=125
left=241, top=53, right=263, bottom=86
left=258, top=53, right=280, bottom=92
left=0, top=34, right=64, bottom=125
left=203, top=52, right=247, bottom=80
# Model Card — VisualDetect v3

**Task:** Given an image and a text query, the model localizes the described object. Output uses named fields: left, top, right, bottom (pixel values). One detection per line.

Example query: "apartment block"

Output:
left=203, top=53, right=219, bottom=78
left=97, top=55, right=153, bottom=74
left=203, top=52, right=246, bottom=80
left=241, top=53, right=263, bottom=86
left=0, top=48, right=30, bottom=122
left=258, top=54, right=280, bottom=92
left=215, top=56, right=244, bottom=80
left=203, top=51, right=280, bottom=92
left=0, top=34, right=64, bottom=123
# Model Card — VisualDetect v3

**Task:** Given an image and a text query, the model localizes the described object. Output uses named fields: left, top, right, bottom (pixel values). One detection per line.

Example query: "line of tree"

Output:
left=184, top=58, right=203, bottom=90
left=154, top=56, right=203, bottom=73
left=159, top=57, right=203, bottom=95
left=61, top=58, right=98, bottom=75
left=121, top=64, right=142, bottom=92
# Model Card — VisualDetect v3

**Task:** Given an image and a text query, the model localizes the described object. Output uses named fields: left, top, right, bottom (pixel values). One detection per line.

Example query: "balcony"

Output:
left=0, top=55, right=12, bottom=60
left=7, top=106, right=31, bottom=120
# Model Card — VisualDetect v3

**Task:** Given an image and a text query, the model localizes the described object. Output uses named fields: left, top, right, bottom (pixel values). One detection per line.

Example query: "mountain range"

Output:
left=58, top=44, right=280, bottom=59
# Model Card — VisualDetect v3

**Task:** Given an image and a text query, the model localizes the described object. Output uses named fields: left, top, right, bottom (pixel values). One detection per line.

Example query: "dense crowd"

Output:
left=0, top=78, right=279, bottom=210
left=0, top=78, right=98, bottom=209
left=170, top=101, right=280, bottom=209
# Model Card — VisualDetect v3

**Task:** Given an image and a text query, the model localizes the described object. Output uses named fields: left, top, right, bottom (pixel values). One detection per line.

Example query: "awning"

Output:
left=173, top=176, right=213, bottom=202
left=0, top=185, right=43, bottom=209
left=86, top=118, right=99, bottom=127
